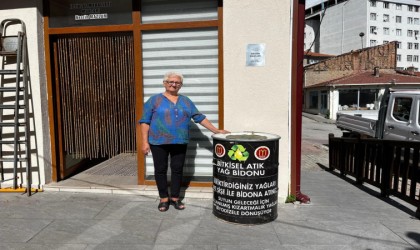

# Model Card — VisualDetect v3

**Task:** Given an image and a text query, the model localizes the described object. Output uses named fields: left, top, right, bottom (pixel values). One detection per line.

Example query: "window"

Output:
left=408, top=42, right=413, bottom=49
left=370, top=40, right=377, bottom=46
left=415, top=18, right=420, bottom=25
left=396, top=29, right=402, bottom=36
left=408, top=5, right=414, bottom=12
left=396, top=4, right=402, bottom=10
left=416, top=6, right=420, bottom=12
left=383, top=2, right=389, bottom=9
left=309, top=91, right=318, bottom=109
left=397, top=54, right=401, bottom=61
left=339, top=89, right=358, bottom=110
left=392, top=97, right=412, bottom=122
left=407, top=55, right=413, bottom=62
left=370, top=0, right=376, bottom=7
left=408, top=17, right=414, bottom=24
left=415, top=43, right=419, bottom=49
left=339, top=89, right=379, bottom=111
left=397, top=41, right=402, bottom=49
left=415, top=30, right=419, bottom=38
left=383, top=27, right=389, bottom=35
left=383, top=14, right=389, bottom=22
left=370, top=26, right=377, bottom=34
left=408, top=30, right=414, bottom=37
left=383, top=40, right=389, bottom=44
left=414, top=55, right=419, bottom=62
left=359, top=89, right=379, bottom=110
left=396, top=16, right=402, bottom=23
left=370, top=13, right=376, bottom=21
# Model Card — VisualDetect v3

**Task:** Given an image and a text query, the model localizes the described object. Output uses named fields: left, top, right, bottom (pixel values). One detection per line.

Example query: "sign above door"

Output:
left=48, top=0, right=132, bottom=28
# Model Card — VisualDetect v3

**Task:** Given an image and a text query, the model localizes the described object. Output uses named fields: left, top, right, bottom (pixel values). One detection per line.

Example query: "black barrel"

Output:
left=212, top=132, right=280, bottom=224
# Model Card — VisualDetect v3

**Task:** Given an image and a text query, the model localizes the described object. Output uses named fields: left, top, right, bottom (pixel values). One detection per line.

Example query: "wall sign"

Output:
left=246, top=43, right=266, bottom=66
left=49, top=0, right=132, bottom=28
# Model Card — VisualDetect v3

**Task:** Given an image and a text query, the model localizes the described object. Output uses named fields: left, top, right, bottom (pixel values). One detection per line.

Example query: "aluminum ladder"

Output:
left=0, top=19, right=32, bottom=196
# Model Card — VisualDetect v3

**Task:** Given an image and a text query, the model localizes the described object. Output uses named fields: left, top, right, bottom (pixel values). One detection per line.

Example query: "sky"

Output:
left=306, top=0, right=326, bottom=9
left=306, top=0, right=420, bottom=9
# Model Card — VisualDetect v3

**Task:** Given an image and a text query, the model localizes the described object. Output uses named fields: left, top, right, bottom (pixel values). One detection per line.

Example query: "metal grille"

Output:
left=56, top=33, right=136, bottom=159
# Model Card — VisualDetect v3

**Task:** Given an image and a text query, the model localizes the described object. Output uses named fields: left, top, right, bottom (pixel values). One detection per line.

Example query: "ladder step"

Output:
left=0, top=69, right=22, bottom=75
left=0, top=177, right=17, bottom=183
left=0, top=158, right=27, bottom=162
left=0, top=122, right=26, bottom=127
left=0, top=104, right=25, bottom=109
left=0, top=140, right=26, bottom=144
left=0, top=187, right=43, bottom=193
left=0, top=51, right=18, bottom=56
left=0, top=87, right=24, bottom=92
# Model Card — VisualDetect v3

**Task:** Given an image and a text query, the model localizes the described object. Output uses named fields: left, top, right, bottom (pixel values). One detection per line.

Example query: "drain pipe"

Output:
left=291, top=0, right=310, bottom=204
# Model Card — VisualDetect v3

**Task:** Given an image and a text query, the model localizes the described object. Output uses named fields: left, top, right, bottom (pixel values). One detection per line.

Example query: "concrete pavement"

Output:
left=1, top=148, right=419, bottom=249
left=0, top=114, right=419, bottom=249
left=302, top=112, right=336, bottom=124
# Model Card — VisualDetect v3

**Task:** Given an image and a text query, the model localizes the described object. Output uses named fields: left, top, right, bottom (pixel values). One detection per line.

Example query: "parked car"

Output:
left=336, top=88, right=420, bottom=141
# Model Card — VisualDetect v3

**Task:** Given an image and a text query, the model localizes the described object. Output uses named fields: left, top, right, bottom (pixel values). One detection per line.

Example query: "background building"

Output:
left=305, top=0, right=420, bottom=71
left=303, top=51, right=334, bottom=65
left=304, top=41, right=420, bottom=120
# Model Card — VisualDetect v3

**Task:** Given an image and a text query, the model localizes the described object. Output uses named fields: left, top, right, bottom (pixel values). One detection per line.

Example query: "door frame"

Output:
left=320, top=91, right=328, bottom=114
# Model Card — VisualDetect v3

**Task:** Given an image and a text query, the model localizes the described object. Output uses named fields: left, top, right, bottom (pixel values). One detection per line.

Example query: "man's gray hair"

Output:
left=163, top=72, right=184, bottom=83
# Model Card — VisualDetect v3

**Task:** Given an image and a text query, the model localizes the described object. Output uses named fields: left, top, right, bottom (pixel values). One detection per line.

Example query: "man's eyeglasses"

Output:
left=165, top=81, right=182, bottom=86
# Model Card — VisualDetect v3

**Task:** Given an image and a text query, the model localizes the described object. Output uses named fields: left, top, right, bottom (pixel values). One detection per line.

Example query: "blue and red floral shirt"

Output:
left=139, top=93, right=206, bottom=145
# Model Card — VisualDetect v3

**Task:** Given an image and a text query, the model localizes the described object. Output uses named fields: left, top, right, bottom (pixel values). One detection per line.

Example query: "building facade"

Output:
left=303, top=51, right=334, bottom=66
left=303, top=42, right=420, bottom=120
left=0, top=0, right=302, bottom=202
left=305, top=0, right=420, bottom=71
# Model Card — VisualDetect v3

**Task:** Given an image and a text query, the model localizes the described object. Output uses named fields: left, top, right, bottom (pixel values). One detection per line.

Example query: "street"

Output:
left=302, top=115, right=342, bottom=146
left=301, top=115, right=342, bottom=170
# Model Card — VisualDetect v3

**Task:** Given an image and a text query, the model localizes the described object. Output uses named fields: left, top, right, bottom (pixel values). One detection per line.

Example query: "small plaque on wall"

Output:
left=49, top=0, right=132, bottom=28
left=246, top=44, right=266, bottom=67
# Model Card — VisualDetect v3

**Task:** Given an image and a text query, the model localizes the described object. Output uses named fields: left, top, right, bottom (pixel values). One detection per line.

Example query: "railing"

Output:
left=329, top=134, right=420, bottom=219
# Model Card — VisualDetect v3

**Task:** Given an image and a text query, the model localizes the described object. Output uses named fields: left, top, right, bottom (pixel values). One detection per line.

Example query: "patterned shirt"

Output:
left=139, top=93, right=206, bottom=145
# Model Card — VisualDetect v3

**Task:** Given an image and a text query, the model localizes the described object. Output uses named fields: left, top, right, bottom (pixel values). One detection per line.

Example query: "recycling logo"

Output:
left=228, top=144, right=249, bottom=162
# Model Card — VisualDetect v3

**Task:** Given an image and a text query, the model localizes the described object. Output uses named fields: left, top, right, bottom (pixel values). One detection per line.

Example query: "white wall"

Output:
left=223, top=0, right=292, bottom=201
left=330, top=89, right=339, bottom=120
left=320, top=0, right=367, bottom=55
left=0, top=2, right=49, bottom=188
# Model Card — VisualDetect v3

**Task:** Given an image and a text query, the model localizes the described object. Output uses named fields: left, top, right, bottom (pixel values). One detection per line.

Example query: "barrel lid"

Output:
left=212, top=131, right=281, bottom=142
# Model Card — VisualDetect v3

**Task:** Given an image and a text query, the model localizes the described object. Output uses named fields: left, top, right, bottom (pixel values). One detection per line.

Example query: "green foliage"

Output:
left=324, top=109, right=330, bottom=119
left=286, top=194, right=296, bottom=203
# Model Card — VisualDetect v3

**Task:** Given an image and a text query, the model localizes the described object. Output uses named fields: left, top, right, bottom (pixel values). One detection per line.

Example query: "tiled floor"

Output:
left=44, top=142, right=324, bottom=198
left=44, top=153, right=213, bottom=198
